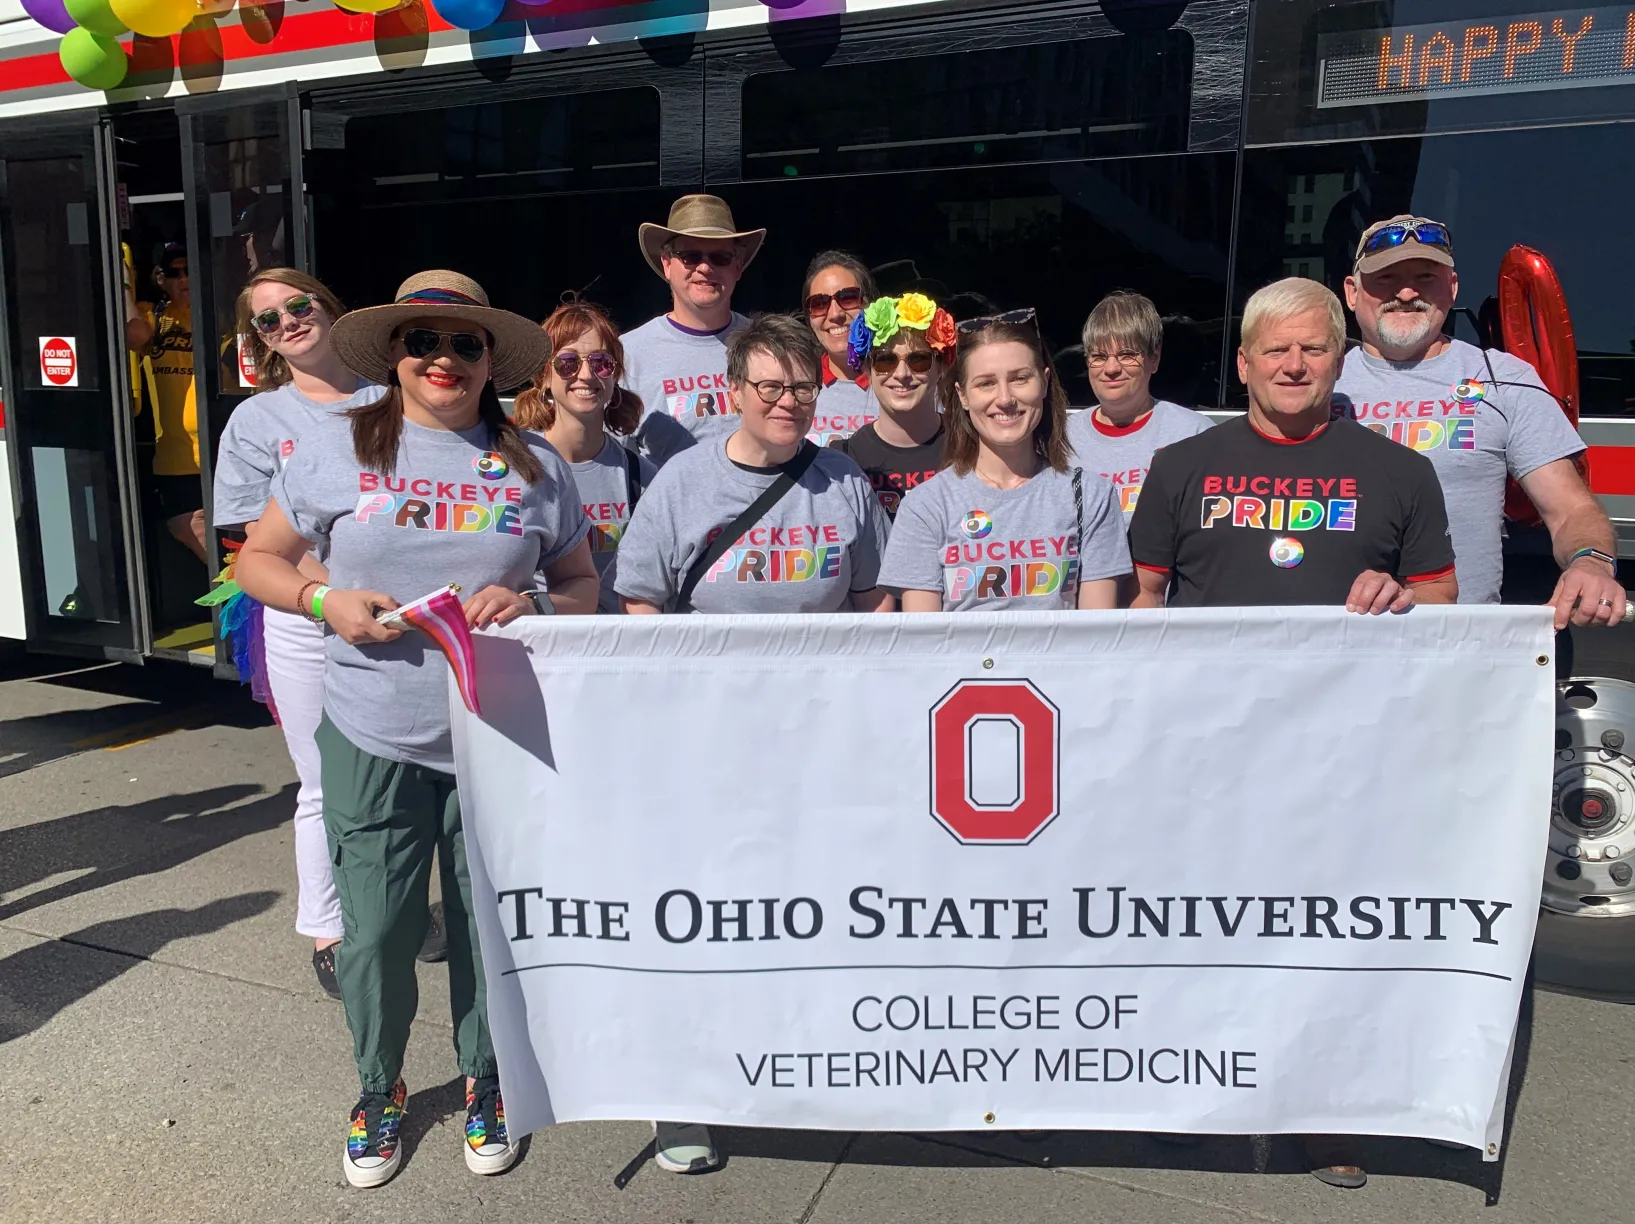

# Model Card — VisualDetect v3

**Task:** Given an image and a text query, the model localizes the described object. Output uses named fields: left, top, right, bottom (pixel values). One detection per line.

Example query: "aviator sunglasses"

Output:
left=870, top=349, right=937, bottom=375
left=250, top=294, right=317, bottom=335
left=1360, top=218, right=1454, bottom=257
left=553, top=350, right=616, bottom=380
left=805, top=286, right=865, bottom=318
left=401, top=328, right=488, bottom=364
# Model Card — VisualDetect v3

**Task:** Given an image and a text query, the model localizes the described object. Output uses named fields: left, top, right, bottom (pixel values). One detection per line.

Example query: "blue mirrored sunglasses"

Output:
left=1361, top=220, right=1453, bottom=256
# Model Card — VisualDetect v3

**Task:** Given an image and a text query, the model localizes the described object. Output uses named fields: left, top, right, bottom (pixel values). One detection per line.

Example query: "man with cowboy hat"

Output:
left=624, top=194, right=765, bottom=467
left=1334, top=214, right=1626, bottom=632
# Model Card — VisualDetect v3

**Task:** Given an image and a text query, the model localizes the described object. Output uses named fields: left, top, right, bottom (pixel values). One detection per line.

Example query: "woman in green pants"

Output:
left=237, top=270, right=600, bottom=1188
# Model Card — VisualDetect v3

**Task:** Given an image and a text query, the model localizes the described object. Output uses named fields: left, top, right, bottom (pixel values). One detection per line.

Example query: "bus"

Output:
left=1, top=0, right=1633, bottom=982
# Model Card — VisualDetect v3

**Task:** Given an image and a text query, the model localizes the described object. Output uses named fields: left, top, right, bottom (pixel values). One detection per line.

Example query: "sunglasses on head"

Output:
left=250, top=294, right=317, bottom=335
left=669, top=248, right=736, bottom=269
left=553, top=350, right=616, bottom=380
left=805, top=287, right=865, bottom=318
left=400, top=328, right=487, bottom=364
left=956, top=307, right=1039, bottom=337
left=870, top=349, right=937, bottom=375
left=1361, top=219, right=1454, bottom=256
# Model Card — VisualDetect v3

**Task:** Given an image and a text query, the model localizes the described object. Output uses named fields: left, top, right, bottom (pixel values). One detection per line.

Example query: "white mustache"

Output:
left=1380, top=301, right=1430, bottom=313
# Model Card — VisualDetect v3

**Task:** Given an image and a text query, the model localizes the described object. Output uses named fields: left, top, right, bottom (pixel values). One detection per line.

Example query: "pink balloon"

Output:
left=23, top=0, right=77, bottom=33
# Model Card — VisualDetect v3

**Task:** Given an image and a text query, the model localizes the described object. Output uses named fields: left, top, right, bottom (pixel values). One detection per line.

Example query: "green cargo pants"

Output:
left=316, top=714, right=497, bottom=1093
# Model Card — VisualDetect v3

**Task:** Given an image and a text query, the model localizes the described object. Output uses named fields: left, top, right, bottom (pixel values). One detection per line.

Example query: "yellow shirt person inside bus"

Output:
left=125, top=243, right=206, bottom=565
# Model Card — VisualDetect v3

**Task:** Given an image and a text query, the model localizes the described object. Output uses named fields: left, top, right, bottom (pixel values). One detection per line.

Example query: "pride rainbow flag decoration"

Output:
left=381, top=584, right=482, bottom=716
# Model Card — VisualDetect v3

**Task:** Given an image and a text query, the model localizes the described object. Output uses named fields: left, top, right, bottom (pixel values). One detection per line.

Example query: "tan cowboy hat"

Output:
left=330, top=270, right=551, bottom=392
left=638, top=194, right=766, bottom=279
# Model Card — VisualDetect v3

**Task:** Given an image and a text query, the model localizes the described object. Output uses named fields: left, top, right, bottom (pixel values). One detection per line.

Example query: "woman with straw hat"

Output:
left=236, top=270, right=599, bottom=1190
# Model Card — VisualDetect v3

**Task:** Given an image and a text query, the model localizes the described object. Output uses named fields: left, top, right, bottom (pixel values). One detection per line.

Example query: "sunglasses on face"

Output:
left=956, top=307, right=1039, bottom=337
left=400, top=328, right=487, bottom=364
left=250, top=294, right=317, bottom=335
left=669, top=248, right=736, bottom=269
left=870, top=349, right=937, bottom=376
left=553, top=350, right=616, bottom=380
left=748, top=379, right=819, bottom=405
left=163, top=265, right=188, bottom=279
left=806, top=287, right=865, bottom=318
left=1361, top=219, right=1454, bottom=256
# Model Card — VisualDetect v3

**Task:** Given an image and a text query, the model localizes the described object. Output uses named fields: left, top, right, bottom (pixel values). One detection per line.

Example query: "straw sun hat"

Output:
left=638, top=195, right=766, bottom=279
left=330, top=270, right=551, bottom=392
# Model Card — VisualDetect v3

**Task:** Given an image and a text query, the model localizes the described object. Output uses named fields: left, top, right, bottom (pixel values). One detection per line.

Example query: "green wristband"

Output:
left=309, top=584, right=331, bottom=621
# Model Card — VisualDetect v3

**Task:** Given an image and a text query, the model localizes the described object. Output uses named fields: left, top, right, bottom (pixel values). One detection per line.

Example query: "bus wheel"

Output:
left=1537, top=677, right=1635, bottom=998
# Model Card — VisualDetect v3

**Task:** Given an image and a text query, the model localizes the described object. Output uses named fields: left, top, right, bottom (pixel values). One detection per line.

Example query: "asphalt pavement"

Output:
left=2, top=650, right=1633, bottom=1224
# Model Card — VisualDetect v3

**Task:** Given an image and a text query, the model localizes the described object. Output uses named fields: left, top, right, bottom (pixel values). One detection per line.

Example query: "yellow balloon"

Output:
left=109, top=0, right=195, bottom=36
left=335, top=0, right=403, bottom=11
left=194, top=0, right=234, bottom=14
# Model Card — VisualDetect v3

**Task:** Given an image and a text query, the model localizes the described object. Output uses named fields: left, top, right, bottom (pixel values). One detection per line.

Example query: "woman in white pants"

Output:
left=213, top=269, right=385, bottom=997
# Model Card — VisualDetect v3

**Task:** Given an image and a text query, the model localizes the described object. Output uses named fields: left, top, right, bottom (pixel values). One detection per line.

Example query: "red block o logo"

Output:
left=929, top=679, right=1059, bottom=845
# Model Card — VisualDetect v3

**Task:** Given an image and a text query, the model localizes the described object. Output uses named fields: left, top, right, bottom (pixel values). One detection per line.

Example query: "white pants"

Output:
left=263, top=606, right=342, bottom=940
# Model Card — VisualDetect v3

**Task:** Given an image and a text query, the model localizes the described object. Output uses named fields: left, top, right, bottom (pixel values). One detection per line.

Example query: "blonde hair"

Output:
left=1240, top=277, right=1345, bottom=353
left=234, top=269, right=348, bottom=389
left=1081, top=290, right=1163, bottom=358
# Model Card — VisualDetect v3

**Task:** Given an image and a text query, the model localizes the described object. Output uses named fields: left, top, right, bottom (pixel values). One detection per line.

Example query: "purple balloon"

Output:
left=22, top=0, right=76, bottom=34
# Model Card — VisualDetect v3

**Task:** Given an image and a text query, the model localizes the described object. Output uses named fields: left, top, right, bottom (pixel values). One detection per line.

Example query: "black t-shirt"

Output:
left=1127, top=415, right=1455, bottom=607
left=830, top=423, right=946, bottom=518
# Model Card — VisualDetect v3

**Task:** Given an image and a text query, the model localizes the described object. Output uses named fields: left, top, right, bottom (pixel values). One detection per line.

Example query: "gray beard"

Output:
left=1374, top=309, right=1439, bottom=358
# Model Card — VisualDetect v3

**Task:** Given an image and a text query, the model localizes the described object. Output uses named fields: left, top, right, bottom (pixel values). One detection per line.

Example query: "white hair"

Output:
left=1241, top=278, right=1345, bottom=352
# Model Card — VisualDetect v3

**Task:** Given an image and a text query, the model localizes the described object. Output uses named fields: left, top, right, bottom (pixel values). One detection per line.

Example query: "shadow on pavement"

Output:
left=0, top=891, right=279, bottom=1043
left=0, top=783, right=295, bottom=923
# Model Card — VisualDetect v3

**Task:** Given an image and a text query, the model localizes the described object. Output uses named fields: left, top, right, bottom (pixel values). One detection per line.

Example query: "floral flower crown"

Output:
left=846, top=292, right=957, bottom=372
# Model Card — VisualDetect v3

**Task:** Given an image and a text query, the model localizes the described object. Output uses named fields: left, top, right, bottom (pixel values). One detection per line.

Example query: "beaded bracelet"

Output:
left=295, top=580, right=320, bottom=622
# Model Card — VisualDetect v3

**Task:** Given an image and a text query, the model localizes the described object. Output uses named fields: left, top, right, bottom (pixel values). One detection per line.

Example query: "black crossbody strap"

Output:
left=1072, top=467, right=1084, bottom=545
left=624, top=446, right=645, bottom=513
left=677, top=441, right=820, bottom=611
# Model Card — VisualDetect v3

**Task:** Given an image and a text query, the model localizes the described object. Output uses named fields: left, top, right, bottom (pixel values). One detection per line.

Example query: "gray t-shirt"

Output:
left=614, top=434, right=890, bottom=614
left=1065, top=400, right=1212, bottom=518
left=622, top=312, right=750, bottom=468
left=810, top=373, right=876, bottom=447
left=273, top=419, right=589, bottom=772
left=1335, top=338, right=1585, bottom=603
left=212, top=381, right=384, bottom=527
left=567, top=434, right=658, bottom=614
left=879, top=464, right=1131, bottom=611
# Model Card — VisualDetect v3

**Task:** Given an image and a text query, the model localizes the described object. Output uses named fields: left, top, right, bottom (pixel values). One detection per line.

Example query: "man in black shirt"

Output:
left=1130, top=277, right=1457, bottom=613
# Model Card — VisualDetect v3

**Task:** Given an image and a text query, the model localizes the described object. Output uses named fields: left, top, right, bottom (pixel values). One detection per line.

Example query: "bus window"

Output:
left=1232, top=127, right=1635, bottom=416
left=309, top=87, right=667, bottom=330
left=741, top=31, right=1194, bottom=179
left=719, top=151, right=1235, bottom=409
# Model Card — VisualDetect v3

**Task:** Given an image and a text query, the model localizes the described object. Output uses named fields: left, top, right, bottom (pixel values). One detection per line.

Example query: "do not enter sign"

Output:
left=39, top=336, right=78, bottom=387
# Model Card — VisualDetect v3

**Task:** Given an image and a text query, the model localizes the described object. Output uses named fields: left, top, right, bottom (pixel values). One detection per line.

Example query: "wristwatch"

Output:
left=520, top=588, right=554, bottom=615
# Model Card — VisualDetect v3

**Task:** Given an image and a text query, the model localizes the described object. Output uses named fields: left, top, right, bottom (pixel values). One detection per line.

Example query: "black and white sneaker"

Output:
left=418, top=902, right=448, bottom=964
left=464, top=1075, right=518, bottom=1175
left=312, top=944, right=342, bottom=1001
left=344, top=1079, right=406, bottom=1189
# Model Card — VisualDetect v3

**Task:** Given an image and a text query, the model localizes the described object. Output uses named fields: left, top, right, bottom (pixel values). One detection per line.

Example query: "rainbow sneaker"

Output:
left=464, top=1076, right=517, bottom=1175
left=343, top=1079, right=406, bottom=1189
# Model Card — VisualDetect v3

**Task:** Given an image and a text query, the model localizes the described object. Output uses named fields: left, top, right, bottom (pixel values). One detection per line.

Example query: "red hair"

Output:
left=512, top=302, right=643, bottom=435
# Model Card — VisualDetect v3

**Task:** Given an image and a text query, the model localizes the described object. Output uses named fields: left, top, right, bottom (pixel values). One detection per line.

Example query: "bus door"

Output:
left=0, top=114, right=151, bottom=662
left=176, top=86, right=303, bottom=677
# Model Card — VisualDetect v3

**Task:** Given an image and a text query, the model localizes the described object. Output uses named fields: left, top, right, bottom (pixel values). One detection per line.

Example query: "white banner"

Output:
left=451, top=608, right=1554, bottom=1157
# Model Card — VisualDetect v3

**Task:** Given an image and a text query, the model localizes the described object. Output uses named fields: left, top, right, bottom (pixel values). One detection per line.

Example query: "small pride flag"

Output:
left=382, top=584, right=482, bottom=716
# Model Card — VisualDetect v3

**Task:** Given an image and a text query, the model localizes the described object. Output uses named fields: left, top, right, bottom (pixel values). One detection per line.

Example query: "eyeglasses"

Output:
left=1360, top=219, right=1454, bottom=257
left=805, top=287, right=865, bottom=318
left=668, top=248, right=736, bottom=269
left=163, top=265, right=188, bottom=279
left=553, top=350, right=616, bottom=380
left=400, top=328, right=488, bottom=364
left=870, top=350, right=937, bottom=375
left=1087, top=349, right=1147, bottom=369
left=748, top=379, right=819, bottom=405
left=956, top=307, right=1039, bottom=337
left=250, top=294, right=317, bottom=335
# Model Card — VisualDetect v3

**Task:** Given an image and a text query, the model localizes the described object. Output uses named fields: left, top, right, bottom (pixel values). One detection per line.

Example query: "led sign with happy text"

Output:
left=1316, top=6, right=1635, bottom=106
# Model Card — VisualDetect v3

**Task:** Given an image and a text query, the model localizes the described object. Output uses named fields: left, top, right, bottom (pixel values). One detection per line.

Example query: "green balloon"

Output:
left=64, top=0, right=127, bottom=36
left=60, top=28, right=127, bottom=90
